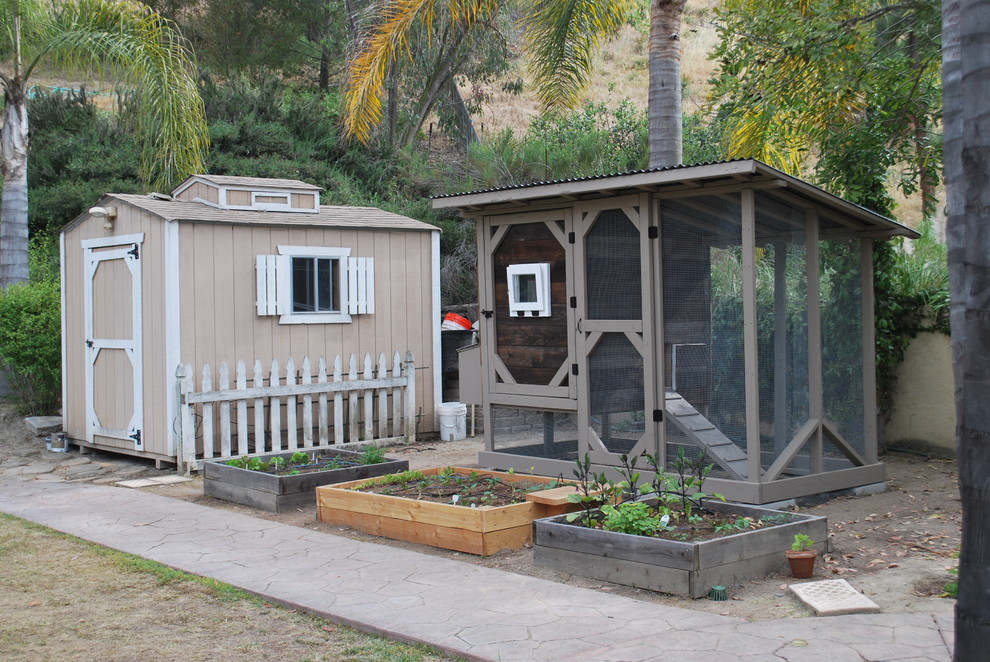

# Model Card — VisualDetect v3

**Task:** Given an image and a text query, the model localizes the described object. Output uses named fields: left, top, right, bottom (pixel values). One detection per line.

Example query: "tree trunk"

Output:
left=446, top=78, right=478, bottom=148
left=0, top=80, right=30, bottom=288
left=944, top=1, right=990, bottom=658
left=648, top=0, right=686, bottom=169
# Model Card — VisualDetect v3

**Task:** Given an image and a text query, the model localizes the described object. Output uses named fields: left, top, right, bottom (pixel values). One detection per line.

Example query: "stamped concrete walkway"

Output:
left=0, top=478, right=953, bottom=662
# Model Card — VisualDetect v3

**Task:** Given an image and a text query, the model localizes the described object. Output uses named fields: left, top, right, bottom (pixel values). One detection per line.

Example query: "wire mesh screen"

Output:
left=585, top=208, right=641, bottom=320
left=491, top=407, right=579, bottom=460
left=755, top=193, right=810, bottom=472
left=661, top=195, right=747, bottom=476
left=821, top=237, right=865, bottom=460
left=588, top=333, right=644, bottom=454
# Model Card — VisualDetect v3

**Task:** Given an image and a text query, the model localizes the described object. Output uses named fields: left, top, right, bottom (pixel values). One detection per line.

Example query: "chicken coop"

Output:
left=434, top=160, right=919, bottom=504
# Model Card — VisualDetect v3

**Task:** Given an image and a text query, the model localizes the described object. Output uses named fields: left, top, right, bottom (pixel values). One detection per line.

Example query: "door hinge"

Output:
left=568, top=231, right=575, bottom=244
left=481, top=309, right=493, bottom=319
left=653, top=409, right=664, bottom=423
left=571, top=364, right=579, bottom=376
left=127, top=244, right=140, bottom=260
left=569, top=296, right=577, bottom=309
left=648, top=226, right=659, bottom=240
left=129, top=429, right=142, bottom=445
left=85, top=339, right=94, bottom=348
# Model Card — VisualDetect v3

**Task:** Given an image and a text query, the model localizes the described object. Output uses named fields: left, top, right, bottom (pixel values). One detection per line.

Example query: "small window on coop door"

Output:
left=507, top=263, right=551, bottom=317
left=256, top=247, right=374, bottom=324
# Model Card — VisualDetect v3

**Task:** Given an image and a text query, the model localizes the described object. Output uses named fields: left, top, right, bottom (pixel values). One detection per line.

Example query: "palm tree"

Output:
left=0, top=0, right=209, bottom=288
left=942, top=1, right=990, bottom=657
left=344, top=0, right=688, bottom=168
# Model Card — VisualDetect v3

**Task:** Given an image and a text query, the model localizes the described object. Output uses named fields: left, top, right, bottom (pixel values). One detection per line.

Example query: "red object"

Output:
left=442, top=313, right=472, bottom=331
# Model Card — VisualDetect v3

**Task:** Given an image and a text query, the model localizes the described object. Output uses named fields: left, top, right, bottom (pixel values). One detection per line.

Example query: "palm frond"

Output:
left=344, top=0, right=438, bottom=143
left=521, top=0, right=635, bottom=111
left=38, top=0, right=208, bottom=190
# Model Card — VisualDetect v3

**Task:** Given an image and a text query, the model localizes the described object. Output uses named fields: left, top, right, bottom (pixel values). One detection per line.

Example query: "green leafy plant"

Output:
left=600, top=501, right=662, bottom=537
left=0, top=279, right=61, bottom=414
left=713, top=516, right=752, bottom=535
left=791, top=533, right=814, bottom=551
left=290, top=451, right=310, bottom=464
left=360, top=446, right=386, bottom=464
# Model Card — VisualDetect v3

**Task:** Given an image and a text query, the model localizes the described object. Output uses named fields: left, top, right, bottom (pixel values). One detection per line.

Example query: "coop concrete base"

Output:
left=534, top=501, right=828, bottom=598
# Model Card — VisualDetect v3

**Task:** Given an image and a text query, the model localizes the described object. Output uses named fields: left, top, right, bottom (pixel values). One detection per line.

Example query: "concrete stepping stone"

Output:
left=25, top=416, right=62, bottom=436
left=116, top=475, right=193, bottom=488
left=789, top=579, right=881, bottom=616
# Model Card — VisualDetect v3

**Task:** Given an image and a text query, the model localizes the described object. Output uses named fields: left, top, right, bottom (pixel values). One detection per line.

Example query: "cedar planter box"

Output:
left=317, top=467, right=584, bottom=556
left=203, top=450, right=408, bottom=514
left=534, top=500, right=827, bottom=598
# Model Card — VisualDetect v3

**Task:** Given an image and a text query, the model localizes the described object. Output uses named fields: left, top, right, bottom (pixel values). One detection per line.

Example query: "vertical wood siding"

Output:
left=174, top=181, right=219, bottom=204
left=178, top=222, right=437, bottom=437
left=63, top=203, right=168, bottom=458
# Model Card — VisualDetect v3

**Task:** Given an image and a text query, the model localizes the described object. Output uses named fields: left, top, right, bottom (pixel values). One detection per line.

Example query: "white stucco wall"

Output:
left=885, top=332, right=955, bottom=453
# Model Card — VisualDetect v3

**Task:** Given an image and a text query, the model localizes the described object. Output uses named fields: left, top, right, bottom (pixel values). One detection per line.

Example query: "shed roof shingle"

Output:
left=107, top=194, right=436, bottom=232
left=177, top=174, right=322, bottom=191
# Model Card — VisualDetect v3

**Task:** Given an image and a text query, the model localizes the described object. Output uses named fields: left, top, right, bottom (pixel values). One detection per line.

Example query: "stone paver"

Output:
left=24, top=415, right=62, bottom=436
left=0, top=478, right=954, bottom=662
left=789, top=579, right=881, bottom=616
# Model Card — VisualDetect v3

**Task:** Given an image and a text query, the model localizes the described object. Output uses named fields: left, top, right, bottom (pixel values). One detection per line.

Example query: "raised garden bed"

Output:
left=203, top=449, right=408, bottom=513
left=316, top=466, right=584, bottom=555
left=533, top=500, right=827, bottom=598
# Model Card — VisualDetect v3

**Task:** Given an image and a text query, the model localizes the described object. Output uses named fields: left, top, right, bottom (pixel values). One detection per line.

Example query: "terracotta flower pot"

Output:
left=785, top=549, right=817, bottom=578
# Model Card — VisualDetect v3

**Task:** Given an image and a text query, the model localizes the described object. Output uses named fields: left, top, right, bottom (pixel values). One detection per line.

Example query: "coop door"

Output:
left=573, top=197, right=658, bottom=464
left=481, top=210, right=575, bottom=399
left=82, top=234, right=144, bottom=450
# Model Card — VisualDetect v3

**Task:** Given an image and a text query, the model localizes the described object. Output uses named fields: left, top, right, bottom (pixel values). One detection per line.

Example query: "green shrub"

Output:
left=0, top=280, right=62, bottom=414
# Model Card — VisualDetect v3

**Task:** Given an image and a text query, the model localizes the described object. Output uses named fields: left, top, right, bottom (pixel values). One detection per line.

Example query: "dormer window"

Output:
left=252, top=192, right=291, bottom=210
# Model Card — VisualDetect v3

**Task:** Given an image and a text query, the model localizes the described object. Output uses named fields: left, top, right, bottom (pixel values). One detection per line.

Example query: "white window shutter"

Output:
left=256, top=255, right=277, bottom=315
left=274, top=255, right=291, bottom=315
left=347, top=257, right=375, bottom=315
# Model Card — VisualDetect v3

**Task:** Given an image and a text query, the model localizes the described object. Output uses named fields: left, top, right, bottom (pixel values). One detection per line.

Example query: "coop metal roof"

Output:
left=65, top=193, right=437, bottom=233
left=433, top=159, right=920, bottom=239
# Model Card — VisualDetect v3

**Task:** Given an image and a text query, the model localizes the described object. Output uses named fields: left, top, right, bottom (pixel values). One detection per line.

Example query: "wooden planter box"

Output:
left=534, top=501, right=828, bottom=598
left=203, top=450, right=408, bottom=514
left=317, top=467, right=583, bottom=556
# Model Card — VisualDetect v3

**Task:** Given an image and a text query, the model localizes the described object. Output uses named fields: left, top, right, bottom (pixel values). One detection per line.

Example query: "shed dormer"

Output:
left=171, top=175, right=321, bottom=213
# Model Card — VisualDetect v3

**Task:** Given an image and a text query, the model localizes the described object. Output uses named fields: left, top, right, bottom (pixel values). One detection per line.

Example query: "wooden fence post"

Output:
left=179, top=363, right=196, bottom=474
left=175, top=363, right=188, bottom=475
left=403, top=351, right=416, bottom=442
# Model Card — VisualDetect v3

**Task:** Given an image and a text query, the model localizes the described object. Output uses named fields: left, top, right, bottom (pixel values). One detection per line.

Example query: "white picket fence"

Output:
left=175, top=351, right=416, bottom=471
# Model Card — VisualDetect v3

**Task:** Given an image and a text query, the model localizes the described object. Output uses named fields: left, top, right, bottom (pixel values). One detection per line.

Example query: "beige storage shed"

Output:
left=61, top=175, right=440, bottom=468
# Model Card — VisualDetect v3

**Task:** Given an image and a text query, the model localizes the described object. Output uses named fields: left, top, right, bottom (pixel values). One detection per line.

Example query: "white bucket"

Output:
left=437, top=402, right=468, bottom=441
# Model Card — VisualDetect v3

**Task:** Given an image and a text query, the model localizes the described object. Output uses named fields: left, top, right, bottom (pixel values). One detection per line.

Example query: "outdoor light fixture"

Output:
left=89, top=205, right=117, bottom=230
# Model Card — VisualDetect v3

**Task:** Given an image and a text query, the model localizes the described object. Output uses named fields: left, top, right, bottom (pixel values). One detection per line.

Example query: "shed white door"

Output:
left=83, top=234, right=144, bottom=450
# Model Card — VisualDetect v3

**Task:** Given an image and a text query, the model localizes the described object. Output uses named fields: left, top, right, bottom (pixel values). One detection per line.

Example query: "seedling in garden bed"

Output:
left=562, top=450, right=791, bottom=543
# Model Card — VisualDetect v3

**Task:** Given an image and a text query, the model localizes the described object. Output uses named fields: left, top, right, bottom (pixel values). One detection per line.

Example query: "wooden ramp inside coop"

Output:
left=665, top=390, right=748, bottom=480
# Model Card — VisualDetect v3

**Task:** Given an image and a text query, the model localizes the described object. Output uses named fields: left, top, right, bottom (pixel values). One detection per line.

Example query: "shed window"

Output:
left=291, top=257, right=339, bottom=312
left=256, top=246, right=374, bottom=324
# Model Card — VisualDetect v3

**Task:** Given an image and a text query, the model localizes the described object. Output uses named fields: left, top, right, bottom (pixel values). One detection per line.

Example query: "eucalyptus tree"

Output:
left=942, top=0, right=990, bottom=656
left=344, top=0, right=690, bottom=167
left=0, top=0, right=208, bottom=287
left=709, top=0, right=942, bottom=216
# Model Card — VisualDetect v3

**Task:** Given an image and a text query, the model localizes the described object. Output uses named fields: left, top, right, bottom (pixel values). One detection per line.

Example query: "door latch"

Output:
left=481, top=309, right=493, bottom=319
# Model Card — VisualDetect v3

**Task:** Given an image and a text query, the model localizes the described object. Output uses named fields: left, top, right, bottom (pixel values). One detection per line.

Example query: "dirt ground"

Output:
left=157, top=436, right=959, bottom=622
left=0, top=406, right=959, bottom=630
